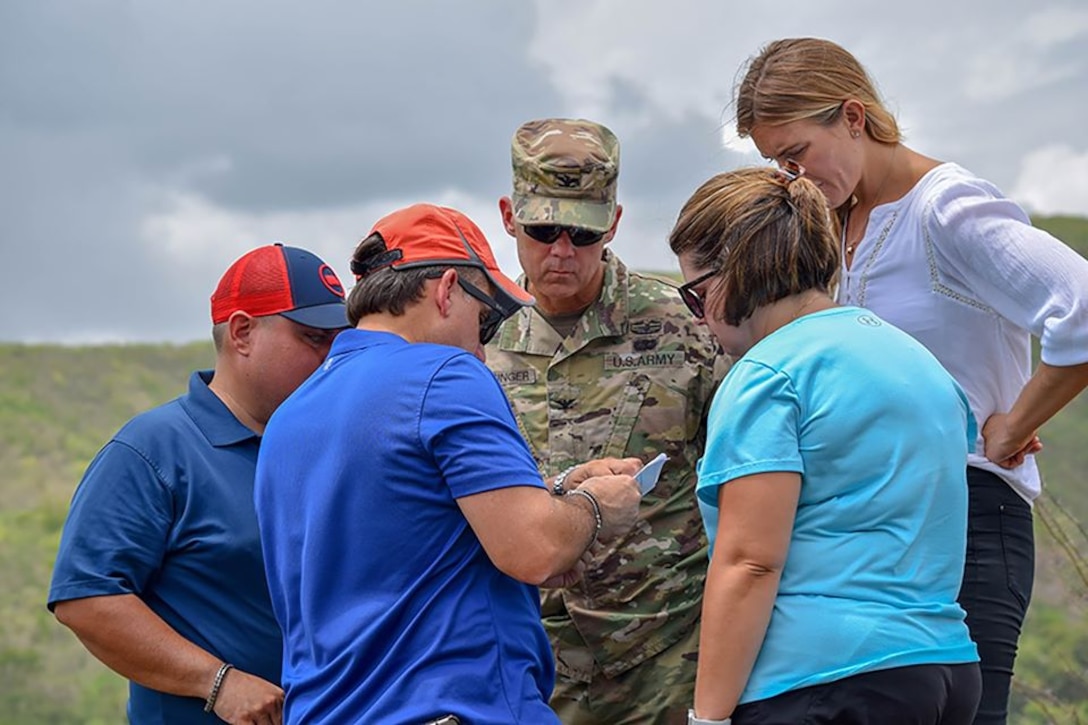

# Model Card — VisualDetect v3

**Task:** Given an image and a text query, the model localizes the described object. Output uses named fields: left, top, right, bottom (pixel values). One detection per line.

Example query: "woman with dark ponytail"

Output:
left=671, top=166, right=980, bottom=725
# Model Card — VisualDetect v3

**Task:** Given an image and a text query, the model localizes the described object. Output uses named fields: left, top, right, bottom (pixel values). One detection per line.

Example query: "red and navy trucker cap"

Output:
left=210, top=243, right=348, bottom=329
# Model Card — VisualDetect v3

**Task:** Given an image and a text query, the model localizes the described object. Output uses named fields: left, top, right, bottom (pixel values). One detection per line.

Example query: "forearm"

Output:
left=460, top=468, right=639, bottom=585
left=1008, top=361, right=1088, bottom=438
left=54, top=594, right=221, bottom=699
left=460, top=485, right=598, bottom=585
left=694, top=561, right=781, bottom=720
left=520, top=493, right=599, bottom=582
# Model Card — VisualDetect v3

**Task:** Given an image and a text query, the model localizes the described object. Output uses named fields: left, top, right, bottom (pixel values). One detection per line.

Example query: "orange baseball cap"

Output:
left=351, top=203, right=534, bottom=317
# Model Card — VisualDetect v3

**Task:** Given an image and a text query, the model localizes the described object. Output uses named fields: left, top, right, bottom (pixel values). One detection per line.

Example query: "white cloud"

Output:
left=527, top=0, right=744, bottom=127
left=1025, top=6, right=1088, bottom=45
left=721, top=128, right=758, bottom=158
left=1009, top=145, right=1088, bottom=216
left=963, top=5, right=1087, bottom=102
left=963, top=52, right=1077, bottom=103
left=139, top=188, right=524, bottom=293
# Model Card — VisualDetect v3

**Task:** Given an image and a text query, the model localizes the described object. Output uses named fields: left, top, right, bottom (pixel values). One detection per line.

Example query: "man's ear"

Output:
left=227, top=311, right=258, bottom=355
left=602, top=204, right=623, bottom=245
left=499, top=197, right=518, bottom=237
left=433, top=268, right=459, bottom=319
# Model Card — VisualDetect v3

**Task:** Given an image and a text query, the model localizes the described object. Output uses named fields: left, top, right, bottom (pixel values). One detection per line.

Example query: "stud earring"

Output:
left=852, top=131, right=861, bottom=138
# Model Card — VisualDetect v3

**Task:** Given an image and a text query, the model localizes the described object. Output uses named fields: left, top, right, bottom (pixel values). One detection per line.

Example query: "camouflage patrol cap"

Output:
left=511, top=118, right=619, bottom=233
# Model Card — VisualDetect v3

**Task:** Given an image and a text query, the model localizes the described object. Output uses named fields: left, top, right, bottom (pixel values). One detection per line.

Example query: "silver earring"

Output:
left=852, top=131, right=861, bottom=138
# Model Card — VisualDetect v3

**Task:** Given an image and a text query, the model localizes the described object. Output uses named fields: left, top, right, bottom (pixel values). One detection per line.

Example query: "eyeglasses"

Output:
left=457, top=277, right=507, bottom=344
left=522, top=224, right=606, bottom=248
left=677, top=269, right=718, bottom=319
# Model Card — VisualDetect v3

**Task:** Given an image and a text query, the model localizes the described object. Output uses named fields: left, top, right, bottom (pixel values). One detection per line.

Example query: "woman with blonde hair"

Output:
left=733, top=37, right=1088, bottom=724
left=672, top=166, right=980, bottom=724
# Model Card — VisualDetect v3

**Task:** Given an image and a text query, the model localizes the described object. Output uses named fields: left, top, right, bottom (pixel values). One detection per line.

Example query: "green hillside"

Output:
left=0, top=342, right=215, bottom=723
left=1, top=216, right=1086, bottom=722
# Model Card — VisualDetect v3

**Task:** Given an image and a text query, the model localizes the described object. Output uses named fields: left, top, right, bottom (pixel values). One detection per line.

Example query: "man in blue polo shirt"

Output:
left=49, top=243, right=348, bottom=724
left=255, top=204, right=642, bottom=724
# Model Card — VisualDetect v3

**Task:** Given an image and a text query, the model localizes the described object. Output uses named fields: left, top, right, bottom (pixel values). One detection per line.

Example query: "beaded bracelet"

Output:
left=565, top=488, right=602, bottom=549
left=551, top=465, right=578, bottom=496
left=203, top=662, right=234, bottom=713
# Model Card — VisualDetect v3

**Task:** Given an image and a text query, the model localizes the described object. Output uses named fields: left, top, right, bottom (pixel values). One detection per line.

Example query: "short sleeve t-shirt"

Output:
left=698, top=308, right=978, bottom=704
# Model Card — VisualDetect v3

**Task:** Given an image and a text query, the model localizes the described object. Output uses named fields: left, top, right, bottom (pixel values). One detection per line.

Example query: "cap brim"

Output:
left=484, top=268, right=535, bottom=318
left=512, top=194, right=616, bottom=233
left=280, top=303, right=351, bottom=329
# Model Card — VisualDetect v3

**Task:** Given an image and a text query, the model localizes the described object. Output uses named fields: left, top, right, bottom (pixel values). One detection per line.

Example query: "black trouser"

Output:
left=957, top=467, right=1035, bottom=724
left=731, top=663, right=982, bottom=724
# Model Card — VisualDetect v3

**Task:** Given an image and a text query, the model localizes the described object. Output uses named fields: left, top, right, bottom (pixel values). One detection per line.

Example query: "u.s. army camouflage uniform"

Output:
left=486, top=249, right=729, bottom=723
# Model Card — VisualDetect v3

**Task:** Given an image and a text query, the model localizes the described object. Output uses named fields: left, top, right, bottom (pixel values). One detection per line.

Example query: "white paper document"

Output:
left=634, top=453, right=668, bottom=495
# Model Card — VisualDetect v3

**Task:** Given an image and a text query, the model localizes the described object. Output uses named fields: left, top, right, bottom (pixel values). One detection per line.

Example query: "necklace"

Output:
left=842, top=144, right=899, bottom=261
left=792, top=293, right=824, bottom=321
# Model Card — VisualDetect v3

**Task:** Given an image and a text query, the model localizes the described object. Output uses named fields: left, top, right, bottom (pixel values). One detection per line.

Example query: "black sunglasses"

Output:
left=678, top=269, right=718, bottom=319
left=522, top=224, right=605, bottom=248
left=457, top=278, right=507, bottom=344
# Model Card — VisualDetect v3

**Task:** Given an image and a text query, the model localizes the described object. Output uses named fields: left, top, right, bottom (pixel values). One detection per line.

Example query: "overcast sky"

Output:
left=2, top=0, right=1086, bottom=343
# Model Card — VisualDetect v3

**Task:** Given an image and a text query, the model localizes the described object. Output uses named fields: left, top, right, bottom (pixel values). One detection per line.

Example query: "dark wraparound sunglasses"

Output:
left=522, top=224, right=606, bottom=248
left=678, top=269, right=718, bottom=319
left=458, top=277, right=507, bottom=344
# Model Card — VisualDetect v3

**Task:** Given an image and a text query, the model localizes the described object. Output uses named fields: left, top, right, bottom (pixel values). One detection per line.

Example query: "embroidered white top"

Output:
left=837, top=162, right=1088, bottom=503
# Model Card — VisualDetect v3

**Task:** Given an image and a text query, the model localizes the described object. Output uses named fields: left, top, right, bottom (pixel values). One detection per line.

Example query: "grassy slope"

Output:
left=0, top=216, right=1085, bottom=721
left=0, top=342, right=215, bottom=723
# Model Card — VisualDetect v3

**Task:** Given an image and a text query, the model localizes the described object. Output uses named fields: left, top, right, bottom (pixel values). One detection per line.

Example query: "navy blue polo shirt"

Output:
left=49, top=370, right=282, bottom=724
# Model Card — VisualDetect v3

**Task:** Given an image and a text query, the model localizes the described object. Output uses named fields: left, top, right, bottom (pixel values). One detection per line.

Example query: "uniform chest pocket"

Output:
left=585, top=373, right=652, bottom=460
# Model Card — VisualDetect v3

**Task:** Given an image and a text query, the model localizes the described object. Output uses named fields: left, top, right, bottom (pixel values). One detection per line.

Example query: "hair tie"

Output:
left=775, top=160, right=806, bottom=183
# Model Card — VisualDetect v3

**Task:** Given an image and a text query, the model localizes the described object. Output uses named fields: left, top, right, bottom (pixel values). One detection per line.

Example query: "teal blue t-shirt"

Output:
left=698, top=307, right=979, bottom=704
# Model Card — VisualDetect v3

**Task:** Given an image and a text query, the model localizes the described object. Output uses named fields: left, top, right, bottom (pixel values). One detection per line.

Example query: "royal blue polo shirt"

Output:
left=49, top=370, right=282, bottom=724
left=256, top=330, right=557, bottom=724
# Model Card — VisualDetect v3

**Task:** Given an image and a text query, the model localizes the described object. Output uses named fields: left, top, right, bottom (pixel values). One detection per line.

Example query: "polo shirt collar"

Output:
left=181, top=370, right=260, bottom=447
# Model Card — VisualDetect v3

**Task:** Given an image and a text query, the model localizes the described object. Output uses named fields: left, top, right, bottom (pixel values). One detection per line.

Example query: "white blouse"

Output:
left=838, top=162, right=1088, bottom=503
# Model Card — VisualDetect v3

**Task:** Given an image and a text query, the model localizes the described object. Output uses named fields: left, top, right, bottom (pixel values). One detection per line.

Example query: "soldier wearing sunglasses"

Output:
left=488, top=118, right=730, bottom=724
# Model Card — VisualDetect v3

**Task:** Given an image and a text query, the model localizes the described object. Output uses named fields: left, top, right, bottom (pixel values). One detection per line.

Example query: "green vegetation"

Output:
left=1, top=216, right=1085, bottom=721
left=0, top=342, right=214, bottom=724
